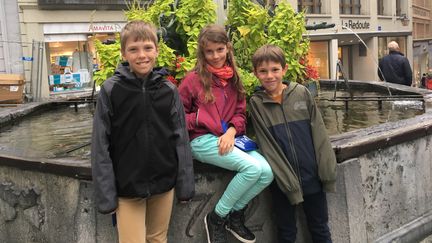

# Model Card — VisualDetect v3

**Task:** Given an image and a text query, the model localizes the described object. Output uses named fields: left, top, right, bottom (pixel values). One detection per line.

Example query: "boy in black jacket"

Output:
left=91, top=20, right=194, bottom=243
left=249, top=44, right=336, bottom=243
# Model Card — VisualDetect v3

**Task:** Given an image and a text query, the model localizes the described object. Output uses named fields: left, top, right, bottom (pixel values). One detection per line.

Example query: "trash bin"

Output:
left=0, top=74, right=25, bottom=103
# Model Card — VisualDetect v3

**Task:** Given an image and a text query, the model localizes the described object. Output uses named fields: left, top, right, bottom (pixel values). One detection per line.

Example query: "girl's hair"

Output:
left=195, top=24, right=245, bottom=102
left=120, top=20, right=158, bottom=53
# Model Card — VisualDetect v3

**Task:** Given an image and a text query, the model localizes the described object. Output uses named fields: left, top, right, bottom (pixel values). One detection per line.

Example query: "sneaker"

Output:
left=226, top=208, right=256, bottom=243
left=204, top=210, right=228, bottom=243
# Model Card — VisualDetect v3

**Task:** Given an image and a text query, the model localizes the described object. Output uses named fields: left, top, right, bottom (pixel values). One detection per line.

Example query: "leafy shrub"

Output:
left=94, top=0, right=316, bottom=98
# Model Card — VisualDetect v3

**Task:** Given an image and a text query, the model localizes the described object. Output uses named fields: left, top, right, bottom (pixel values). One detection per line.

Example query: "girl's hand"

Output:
left=218, top=127, right=236, bottom=155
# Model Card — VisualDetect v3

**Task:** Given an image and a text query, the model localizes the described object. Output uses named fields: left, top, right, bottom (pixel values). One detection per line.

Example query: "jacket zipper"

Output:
left=279, top=97, right=303, bottom=190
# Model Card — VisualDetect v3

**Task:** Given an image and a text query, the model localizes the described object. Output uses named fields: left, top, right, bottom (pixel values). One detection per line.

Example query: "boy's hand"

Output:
left=218, top=127, right=236, bottom=155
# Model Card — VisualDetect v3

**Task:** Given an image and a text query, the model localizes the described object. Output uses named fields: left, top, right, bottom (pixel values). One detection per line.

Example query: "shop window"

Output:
left=307, top=41, right=330, bottom=79
left=298, top=0, right=322, bottom=14
left=47, top=33, right=118, bottom=93
left=48, top=41, right=92, bottom=92
left=339, top=0, right=361, bottom=15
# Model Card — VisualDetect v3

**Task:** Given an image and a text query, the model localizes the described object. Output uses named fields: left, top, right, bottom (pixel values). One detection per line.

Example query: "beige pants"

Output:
left=116, top=189, right=174, bottom=243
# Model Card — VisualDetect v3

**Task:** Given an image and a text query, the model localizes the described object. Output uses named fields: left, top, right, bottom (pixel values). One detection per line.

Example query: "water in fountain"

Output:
left=0, top=104, right=93, bottom=159
left=318, top=88, right=424, bottom=135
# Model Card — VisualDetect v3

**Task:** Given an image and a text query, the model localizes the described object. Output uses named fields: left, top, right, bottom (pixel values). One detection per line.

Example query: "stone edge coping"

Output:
left=330, top=111, right=432, bottom=163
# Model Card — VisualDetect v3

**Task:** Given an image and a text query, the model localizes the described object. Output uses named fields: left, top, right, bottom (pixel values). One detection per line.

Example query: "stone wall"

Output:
left=0, top=120, right=431, bottom=243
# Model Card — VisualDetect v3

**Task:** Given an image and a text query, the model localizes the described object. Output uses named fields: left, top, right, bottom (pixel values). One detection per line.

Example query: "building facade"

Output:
left=0, top=0, right=23, bottom=75
left=412, top=0, right=431, bottom=86
left=17, top=0, right=413, bottom=99
left=292, top=0, right=413, bottom=83
left=18, top=0, right=129, bottom=100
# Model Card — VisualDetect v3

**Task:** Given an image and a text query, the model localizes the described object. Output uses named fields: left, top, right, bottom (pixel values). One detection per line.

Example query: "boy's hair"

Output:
left=195, top=24, right=244, bottom=102
left=120, top=20, right=158, bottom=53
left=252, top=44, right=286, bottom=70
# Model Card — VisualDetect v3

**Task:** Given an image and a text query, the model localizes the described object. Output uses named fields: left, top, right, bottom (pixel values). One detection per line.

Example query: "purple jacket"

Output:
left=178, top=71, right=246, bottom=140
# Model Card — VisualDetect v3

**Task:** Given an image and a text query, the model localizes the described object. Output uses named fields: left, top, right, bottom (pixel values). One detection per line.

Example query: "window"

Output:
left=377, top=0, right=392, bottom=16
left=396, top=0, right=401, bottom=16
left=307, top=41, right=330, bottom=79
left=339, top=0, right=361, bottom=15
left=377, top=0, right=384, bottom=15
left=298, top=0, right=322, bottom=14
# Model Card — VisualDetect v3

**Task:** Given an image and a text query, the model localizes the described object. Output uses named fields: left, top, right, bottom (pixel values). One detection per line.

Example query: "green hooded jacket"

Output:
left=249, top=81, right=336, bottom=205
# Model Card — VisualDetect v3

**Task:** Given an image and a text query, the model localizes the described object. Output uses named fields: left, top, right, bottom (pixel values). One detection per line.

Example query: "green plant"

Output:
left=94, top=0, right=312, bottom=93
left=227, top=0, right=310, bottom=97
left=238, top=67, right=260, bottom=98
left=125, top=0, right=174, bottom=25
left=93, top=39, right=121, bottom=86
left=228, top=0, right=269, bottom=72
left=268, top=2, right=309, bottom=83
left=175, top=0, right=216, bottom=56
left=157, top=41, right=177, bottom=69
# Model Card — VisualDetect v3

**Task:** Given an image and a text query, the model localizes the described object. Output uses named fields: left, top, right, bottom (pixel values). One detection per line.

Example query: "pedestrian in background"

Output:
left=378, top=41, right=413, bottom=86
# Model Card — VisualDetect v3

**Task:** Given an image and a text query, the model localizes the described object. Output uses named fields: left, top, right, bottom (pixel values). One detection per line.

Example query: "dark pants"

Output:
left=270, top=182, right=332, bottom=243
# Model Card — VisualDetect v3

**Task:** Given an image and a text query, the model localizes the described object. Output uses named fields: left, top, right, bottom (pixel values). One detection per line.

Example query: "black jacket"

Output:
left=378, top=51, right=412, bottom=86
left=91, top=62, right=194, bottom=214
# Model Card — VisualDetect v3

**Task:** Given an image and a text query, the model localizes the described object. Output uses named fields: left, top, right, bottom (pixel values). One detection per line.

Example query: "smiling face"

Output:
left=254, top=61, right=288, bottom=96
left=122, top=39, right=158, bottom=78
left=203, top=41, right=228, bottom=68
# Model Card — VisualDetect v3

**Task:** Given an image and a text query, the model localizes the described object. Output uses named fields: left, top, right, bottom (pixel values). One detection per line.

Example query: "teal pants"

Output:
left=191, top=134, right=274, bottom=217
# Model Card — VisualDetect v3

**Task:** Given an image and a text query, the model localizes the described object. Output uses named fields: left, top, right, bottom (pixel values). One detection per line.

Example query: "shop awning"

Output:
left=44, top=34, right=88, bottom=42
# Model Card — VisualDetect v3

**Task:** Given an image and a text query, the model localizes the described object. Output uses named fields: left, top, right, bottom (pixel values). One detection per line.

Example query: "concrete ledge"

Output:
left=374, top=210, right=432, bottom=243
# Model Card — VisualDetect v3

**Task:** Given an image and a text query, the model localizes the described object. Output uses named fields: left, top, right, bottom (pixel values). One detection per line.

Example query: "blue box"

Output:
left=50, top=74, right=61, bottom=85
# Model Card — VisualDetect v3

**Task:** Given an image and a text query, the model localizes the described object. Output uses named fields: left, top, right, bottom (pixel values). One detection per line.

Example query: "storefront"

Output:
left=43, top=22, right=125, bottom=93
left=303, top=0, right=413, bottom=84
left=412, top=41, right=432, bottom=86
left=307, top=41, right=331, bottom=79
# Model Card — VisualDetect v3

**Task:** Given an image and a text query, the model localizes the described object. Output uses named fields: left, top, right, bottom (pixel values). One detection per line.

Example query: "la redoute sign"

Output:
left=341, top=19, right=370, bottom=30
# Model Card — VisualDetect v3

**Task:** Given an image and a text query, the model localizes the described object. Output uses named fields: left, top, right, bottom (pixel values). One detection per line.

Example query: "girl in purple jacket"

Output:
left=178, top=24, right=273, bottom=243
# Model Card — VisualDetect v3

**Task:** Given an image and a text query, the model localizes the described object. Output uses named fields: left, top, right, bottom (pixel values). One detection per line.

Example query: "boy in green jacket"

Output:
left=249, top=44, right=336, bottom=243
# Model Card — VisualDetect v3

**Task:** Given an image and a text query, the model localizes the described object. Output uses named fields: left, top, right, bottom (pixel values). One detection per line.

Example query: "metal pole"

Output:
left=37, top=42, right=44, bottom=101
left=333, top=60, right=339, bottom=100
left=33, top=40, right=40, bottom=101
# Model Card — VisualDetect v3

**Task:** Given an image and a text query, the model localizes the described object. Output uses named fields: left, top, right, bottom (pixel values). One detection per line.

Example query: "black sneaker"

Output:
left=204, top=210, right=228, bottom=243
left=226, top=208, right=256, bottom=243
